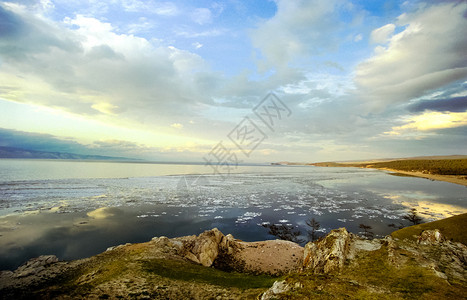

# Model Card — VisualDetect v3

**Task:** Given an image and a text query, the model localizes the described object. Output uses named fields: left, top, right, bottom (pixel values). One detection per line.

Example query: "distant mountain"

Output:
left=0, top=146, right=137, bottom=161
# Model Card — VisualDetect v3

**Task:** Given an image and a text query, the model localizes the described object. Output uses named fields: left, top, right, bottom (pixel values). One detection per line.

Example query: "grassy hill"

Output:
left=391, top=213, right=467, bottom=244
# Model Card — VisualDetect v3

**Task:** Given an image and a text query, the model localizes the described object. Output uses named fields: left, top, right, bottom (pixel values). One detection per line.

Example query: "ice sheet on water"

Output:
left=1, top=172, right=456, bottom=232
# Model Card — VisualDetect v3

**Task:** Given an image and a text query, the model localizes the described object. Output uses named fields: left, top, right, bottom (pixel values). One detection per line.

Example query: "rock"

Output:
left=195, top=229, right=223, bottom=267
left=354, top=238, right=381, bottom=252
left=184, top=252, right=200, bottom=264
left=105, top=243, right=131, bottom=252
left=14, top=255, right=58, bottom=278
left=152, top=236, right=169, bottom=242
left=260, top=280, right=291, bottom=300
left=0, top=271, right=13, bottom=280
left=302, top=228, right=353, bottom=273
left=428, top=263, right=448, bottom=280
left=417, top=229, right=445, bottom=245
left=182, top=228, right=227, bottom=267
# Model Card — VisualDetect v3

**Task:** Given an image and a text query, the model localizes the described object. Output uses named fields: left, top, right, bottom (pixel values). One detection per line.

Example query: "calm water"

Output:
left=0, top=159, right=466, bottom=270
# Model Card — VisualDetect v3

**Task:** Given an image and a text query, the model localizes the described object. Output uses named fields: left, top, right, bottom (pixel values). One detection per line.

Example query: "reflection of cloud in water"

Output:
left=382, top=191, right=466, bottom=219
left=1, top=170, right=466, bottom=270
left=382, top=191, right=438, bottom=201
left=398, top=201, right=467, bottom=220
left=87, top=207, right=123, bottom=219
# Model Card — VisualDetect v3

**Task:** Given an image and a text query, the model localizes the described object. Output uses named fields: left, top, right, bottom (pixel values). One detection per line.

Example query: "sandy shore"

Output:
left=375, top=167, right=467, bottom=187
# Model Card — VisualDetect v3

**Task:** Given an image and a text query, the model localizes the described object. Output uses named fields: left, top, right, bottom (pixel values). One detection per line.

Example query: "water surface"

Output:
left=0, top=159, right=465, bottom=270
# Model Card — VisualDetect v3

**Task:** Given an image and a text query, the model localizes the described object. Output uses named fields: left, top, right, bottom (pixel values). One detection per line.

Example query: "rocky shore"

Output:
left=1, top=222, right=466, bottom=299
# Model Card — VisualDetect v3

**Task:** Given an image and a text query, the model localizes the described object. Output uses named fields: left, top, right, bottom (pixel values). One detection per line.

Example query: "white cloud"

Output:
left=175, top=27, right=225, bottom=38
left=91, top=102, right=119, bottom=115
left=250, top=0, right=351, bottom=72
left=120, top=0, right=179, bottom=16
left=126, top=18, right=155, bottom=34
left=369, top=23, right=395, bottom=44
left=355, top=2, right=467, bottom=111
left=191, top=8, right=212, bottom=25
left=192, top=42, right=203, bottom=49
left=152, top=1, right=179, bottom=16
left=170, top=123, right=183, bottom=129
left=0, top=6, right=212, bottom=128
left=384, top=111, right=467, bottom=136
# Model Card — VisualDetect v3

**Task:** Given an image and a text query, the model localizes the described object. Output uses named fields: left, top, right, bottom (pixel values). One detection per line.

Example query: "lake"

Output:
left=0, top=159, right=466, bottom=270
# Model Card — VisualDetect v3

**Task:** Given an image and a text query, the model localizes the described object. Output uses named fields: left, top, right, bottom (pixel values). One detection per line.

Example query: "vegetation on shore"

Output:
left=365, top=159, right=467, bottom=175
left=279, top=213, right=467, bottom=299
left=312, top=158, right=467, bottom=176
left=282, top=244, right=465, bottom=299
left=391, top=212, right=467, bottom=245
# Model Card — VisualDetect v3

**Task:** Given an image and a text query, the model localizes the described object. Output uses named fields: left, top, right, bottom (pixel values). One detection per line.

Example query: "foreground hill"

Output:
left=1, top=214, right=466, bottom=299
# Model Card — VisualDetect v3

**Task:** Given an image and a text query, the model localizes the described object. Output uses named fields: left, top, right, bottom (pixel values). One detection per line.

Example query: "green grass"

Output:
left=368, top=159, right=467, bottom=175
left=313, top=158, right=467, bottom=176
left=141, top=258, right=278, bottom=289
left=391, top=213, right=467, bottom=245
left=283, top=245, right=466, bottom=299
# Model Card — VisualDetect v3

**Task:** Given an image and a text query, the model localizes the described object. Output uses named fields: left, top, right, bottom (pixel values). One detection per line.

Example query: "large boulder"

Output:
left=302, top=228, right=353, bottom=273
left=417, top=229, right=445, bottom=245
left=181, top=228, right=235, bottom=267
left=260, top=280, right=291, bottom=300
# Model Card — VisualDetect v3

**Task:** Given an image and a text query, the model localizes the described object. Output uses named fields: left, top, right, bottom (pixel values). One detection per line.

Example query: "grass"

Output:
left=282, top=245, right=466, bottom=299
left=141, top=258, right=278, bottom=289
left=368, top=159, right=467, bottom=175
left=313, top=158, right=467, bottom=176
left=7, top=214, right=467, bottom=299
left=391, top=213, right=467, bottom=245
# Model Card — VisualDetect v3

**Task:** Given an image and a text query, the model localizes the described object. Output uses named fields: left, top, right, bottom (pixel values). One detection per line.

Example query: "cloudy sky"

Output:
left=0, top=0, right=466, bottom=162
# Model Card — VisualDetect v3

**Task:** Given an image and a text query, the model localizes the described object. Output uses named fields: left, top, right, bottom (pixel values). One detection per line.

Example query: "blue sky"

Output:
left=0, top=0, right=466, bottom=162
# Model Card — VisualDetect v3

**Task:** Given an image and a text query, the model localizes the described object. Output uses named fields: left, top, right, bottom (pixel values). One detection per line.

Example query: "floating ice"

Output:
left=243, top=212, right=262, bottom=218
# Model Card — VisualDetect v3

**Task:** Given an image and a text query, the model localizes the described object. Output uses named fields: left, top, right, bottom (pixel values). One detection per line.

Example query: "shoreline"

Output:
left=306, top=157, right=467, bottom=187
left=370, top=167, right=467, bottom=187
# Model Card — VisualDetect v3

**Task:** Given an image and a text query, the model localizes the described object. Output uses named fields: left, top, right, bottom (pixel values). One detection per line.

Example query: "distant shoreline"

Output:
left=318, top=164, right=467, bottom=187
left=274, top=156, right=467, bottom=187
left=375, top=167, right=467, bottom=187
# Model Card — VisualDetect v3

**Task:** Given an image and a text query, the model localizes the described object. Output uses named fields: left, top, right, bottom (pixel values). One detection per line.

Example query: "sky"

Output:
left=0, top=0, right=466, bottom=163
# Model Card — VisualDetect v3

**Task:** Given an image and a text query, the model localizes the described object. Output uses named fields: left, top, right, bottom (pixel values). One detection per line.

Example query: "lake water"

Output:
left=0, top=159, right=466, bottom=270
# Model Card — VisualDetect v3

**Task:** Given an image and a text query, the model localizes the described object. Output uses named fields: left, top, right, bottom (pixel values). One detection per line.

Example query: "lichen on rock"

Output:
left=302, top=227, right=353, bottom=273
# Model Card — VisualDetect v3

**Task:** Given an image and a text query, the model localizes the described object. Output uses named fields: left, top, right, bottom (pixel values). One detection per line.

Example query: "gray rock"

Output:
left=417, top=229, right=445, bottom=245
left=181, top=228, right=225, bottom=267
left=302, top=228, right=353, bottom=273
left=14, top=255, right=58, bottom=278
left=260, top=280, right=291, bottom=300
